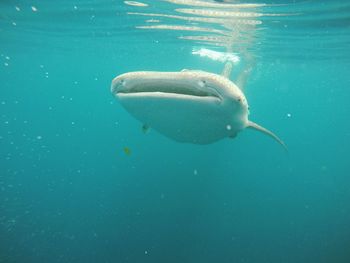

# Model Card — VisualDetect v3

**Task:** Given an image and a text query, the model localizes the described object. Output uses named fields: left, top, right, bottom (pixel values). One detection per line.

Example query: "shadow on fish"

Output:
left=111, top=70, right=287, bottom=151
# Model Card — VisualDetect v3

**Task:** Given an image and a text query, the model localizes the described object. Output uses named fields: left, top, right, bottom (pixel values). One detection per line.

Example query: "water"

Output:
left=1, top=0, right=350, bottom=262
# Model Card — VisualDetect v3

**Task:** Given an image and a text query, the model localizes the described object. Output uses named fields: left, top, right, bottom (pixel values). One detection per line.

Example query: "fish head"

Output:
left=111, top=71, right=249, bottom=144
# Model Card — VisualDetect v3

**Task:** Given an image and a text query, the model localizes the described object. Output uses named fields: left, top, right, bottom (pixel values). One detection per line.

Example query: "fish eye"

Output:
left=198, top=80, right=206, bottom=87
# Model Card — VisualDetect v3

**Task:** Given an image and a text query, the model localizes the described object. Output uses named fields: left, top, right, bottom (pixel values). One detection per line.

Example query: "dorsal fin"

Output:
left=221, top=61, right=233, bottom=78
left=247, top=121, right=287, bottom=152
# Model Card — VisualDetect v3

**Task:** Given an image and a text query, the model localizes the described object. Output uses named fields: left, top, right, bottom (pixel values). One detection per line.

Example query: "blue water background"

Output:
left=1, top=1, right=350, bottom=262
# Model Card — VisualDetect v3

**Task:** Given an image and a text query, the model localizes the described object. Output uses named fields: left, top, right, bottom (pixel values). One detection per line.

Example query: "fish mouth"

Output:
left=111, top=74, right=222, bottom=101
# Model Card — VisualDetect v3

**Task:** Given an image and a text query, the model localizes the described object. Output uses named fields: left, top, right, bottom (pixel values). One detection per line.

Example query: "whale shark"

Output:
left=111, top=70, right=286, bottom=149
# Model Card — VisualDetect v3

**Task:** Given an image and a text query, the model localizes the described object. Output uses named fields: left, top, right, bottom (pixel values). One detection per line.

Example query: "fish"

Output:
left=111, top=70, right=286, bottom=150
left=123, top=147, right=131, bottom=155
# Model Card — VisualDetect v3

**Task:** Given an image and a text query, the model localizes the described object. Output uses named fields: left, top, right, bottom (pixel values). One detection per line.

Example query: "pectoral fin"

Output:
left=247, top=121, right=287, bottom=152
left=142, top=124, right=150, bottom=134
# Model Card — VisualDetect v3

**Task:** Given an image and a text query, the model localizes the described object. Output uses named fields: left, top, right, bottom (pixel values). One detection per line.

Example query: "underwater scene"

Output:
left=1, top=0, right=350, bottom=262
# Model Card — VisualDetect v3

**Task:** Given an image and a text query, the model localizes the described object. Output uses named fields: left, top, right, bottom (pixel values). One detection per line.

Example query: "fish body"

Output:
left=111, top=70, right=286, bottom=149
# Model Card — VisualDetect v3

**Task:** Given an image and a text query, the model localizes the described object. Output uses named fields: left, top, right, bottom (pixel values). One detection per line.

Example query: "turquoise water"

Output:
left=1, top=1, right=350, bottom=262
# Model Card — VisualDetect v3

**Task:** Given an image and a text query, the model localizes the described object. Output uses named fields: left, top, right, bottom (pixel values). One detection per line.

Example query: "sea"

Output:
left=1, top=0, right=350, bottom=262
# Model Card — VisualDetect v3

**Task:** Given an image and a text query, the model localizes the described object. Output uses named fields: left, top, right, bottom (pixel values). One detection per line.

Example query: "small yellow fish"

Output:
left=123, top=147, right=131, bottom=156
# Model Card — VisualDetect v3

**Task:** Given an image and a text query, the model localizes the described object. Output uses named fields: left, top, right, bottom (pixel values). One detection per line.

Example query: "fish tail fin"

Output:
left=247, top=121, right=288, bottom=152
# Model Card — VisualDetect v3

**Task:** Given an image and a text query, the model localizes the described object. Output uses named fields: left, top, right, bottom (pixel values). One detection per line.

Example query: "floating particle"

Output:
left=73, top=6, right=78, bottom=10
left=1, top=101, right=5, bottom=105
left=31, top=6, right=38, bottom=12
left=39, top=65, right=44, bottom=68
left=287, top=113, right=292, bottom=118
left=5, top=56, right=10, bottom=60
left=144, top=250, right=148, bottom=255
left=12, top=22, right=17, bottom=26
left=226, top=124, right=232, bottom=130
left=15, top=6, right=20, bottom=11
left=36, top=135, right=42, bottom=140
left=4, top=63, right=9, bottom=66
left=193, top=169, right=198, bottom=175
